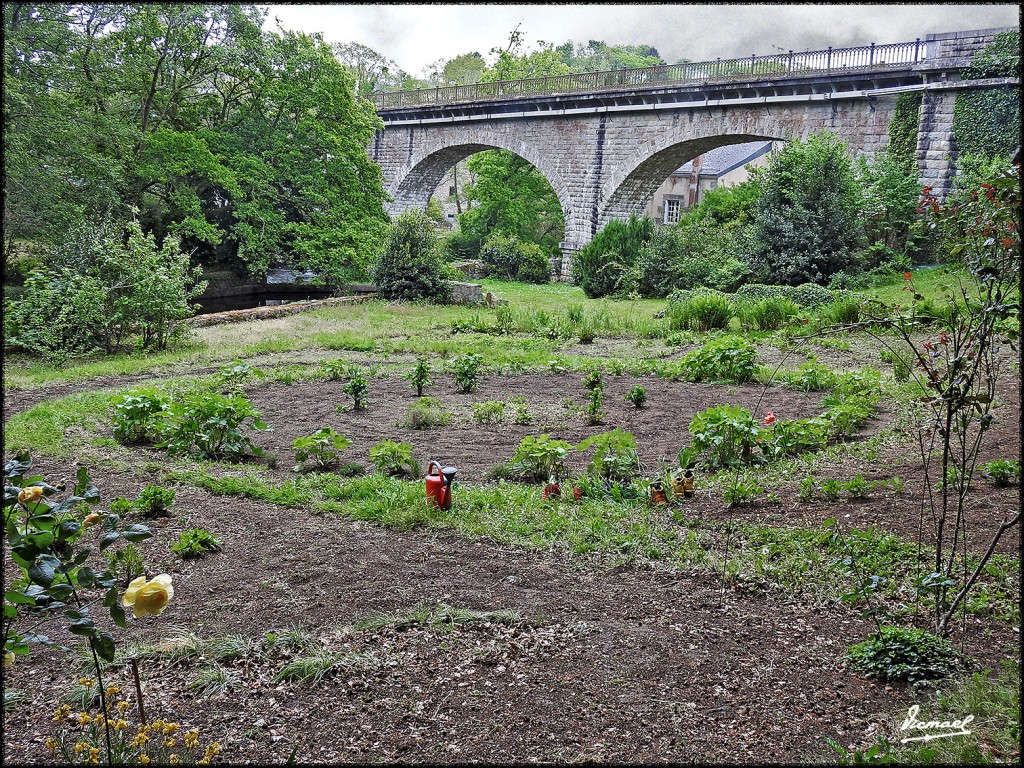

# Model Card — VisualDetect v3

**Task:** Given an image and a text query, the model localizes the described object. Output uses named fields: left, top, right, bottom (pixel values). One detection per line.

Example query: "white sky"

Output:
left=260, top=3, right=1021, bottom=76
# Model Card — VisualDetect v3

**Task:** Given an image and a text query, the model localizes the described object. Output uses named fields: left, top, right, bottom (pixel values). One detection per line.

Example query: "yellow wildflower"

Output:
left=3, top=651, right=14, bottom=668
left=79, top=677, right=95, bottom=687
left=165, top=738, right=176, bottom=748
left=18, top=486, right=43, bottom=504
left=74, top=742, right=88, bottom=755
left=77, top=712, right=92, bottom=726
left=169, top=755, right=180, bottom=765
left=117, top=700, right=132, bottom=712
left=133, top=733, right=149, bottom=747
left=114, top=719, right=129, bottom=731
left=139, top=756, right=151, bottom=765
left=53, top=705, right=72, bottom=722
left=162, top=723, right=180, bottom=735
left=184, top=730, right=200, bottom=748
left=122, top=575, right=174, bottom=618
left=106, top=685, right=119, bottom=697
left=44, top=737, right=57, bottom=751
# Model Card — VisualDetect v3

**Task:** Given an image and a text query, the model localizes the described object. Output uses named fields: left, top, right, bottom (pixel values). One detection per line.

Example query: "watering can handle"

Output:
left=427, top=461, right=442, bottom=477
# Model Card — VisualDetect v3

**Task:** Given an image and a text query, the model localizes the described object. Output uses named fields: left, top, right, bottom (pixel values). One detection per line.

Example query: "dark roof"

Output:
left=673, top=141, right=774, bottom=178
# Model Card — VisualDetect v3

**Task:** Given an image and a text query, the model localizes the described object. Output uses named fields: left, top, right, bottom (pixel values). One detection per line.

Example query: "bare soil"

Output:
left=2, top=364, right=1020, bottom=765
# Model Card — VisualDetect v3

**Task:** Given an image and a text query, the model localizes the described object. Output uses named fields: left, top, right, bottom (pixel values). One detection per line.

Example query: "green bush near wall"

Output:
left=953, top=31, right=1021, bottom=160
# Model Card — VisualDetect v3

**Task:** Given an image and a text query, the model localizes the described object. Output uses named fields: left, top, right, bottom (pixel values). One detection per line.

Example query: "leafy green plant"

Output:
left=171, top=528, right=223, bottom=559
left=104, top=543, right=145, bottom=587
left=842, top=475, right=877, bottom=500
left=292, top=428, right=352, bottom=471
left=135, top=485, right=175, bottom=518
left=402, top=397, right=453, bottom=429
left=507, top=434, right=573, bottom=482
left=156, top=391, right=269, bottom=461
left=216, top=360, right=264, bottom=390
left=472, top=400, right=505, bottom=425
left=686, top=405, right=763, bottom=469
left=624, top=385, right=647, bottom=408
left=506, top=396, right=534, bottom=425
left=734, top=296, right=799, bottom=331
left=576, top=429, right=640, bottom=482
left=845, top=627, right=961, bottom=683
left=108, top=497, right=135, bottom=516
left=879, top=349, right=911, bottom=383
left=341, top=366, right=369, bottom=410
left=577, top=322, right=596, bottom=344
left=798, top=476, right=817, bottom=502
left=369, top=440, right=421, bottom=478
left=111, top=390, right=170, bottom=444
left=676, top=336, right=757, bottom=383
left=373, top=209, right=452, bottom=302
left=778, top=357, right=837, bottom=392
left=405, top=357, right=433, bottom=397
left=981, top=459, right=1020, bottom=487
left=449, top=353, right=483, bottom=393
left=584, top=385, right=605, bottom=426
left=762, top=417, right=830, bottom=460
left=319, top=358, right=350, bottom=381
left=821, top=478, right=842, bottom=502
left=581, top=369, right=604, bottom=391
left=723, top=478, right=762, bottom=508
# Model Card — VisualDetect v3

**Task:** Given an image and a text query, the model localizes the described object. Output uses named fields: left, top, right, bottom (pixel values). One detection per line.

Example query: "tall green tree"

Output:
left=744, top=132, right=864, bottom=285
left=3, top=3, right=389, bottom=282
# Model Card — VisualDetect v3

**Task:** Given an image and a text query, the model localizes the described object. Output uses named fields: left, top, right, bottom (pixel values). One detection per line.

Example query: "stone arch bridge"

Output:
left=369, top=28, right=1019, bottom=272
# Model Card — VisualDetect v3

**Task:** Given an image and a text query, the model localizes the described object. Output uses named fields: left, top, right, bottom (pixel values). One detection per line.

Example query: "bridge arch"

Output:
left=598, top=125, right=790, bottom=229
left=385, top=128, right=573, bottom=239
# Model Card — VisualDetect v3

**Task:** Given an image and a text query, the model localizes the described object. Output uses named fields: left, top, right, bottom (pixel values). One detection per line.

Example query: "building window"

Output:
left=664, top=198, right=681, bottom=224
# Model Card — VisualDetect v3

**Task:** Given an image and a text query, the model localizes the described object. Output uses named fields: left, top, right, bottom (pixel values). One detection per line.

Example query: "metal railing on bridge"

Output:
left=374, top=39, right=926, bottom=110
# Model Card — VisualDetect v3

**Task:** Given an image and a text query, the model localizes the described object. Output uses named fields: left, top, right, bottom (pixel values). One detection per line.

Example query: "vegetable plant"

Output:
left=508, top=435, right=573, bottom=482
left=577, top=429, right=640, bottom=483
left=135, top=485, right=175, bottom=518
left=171, top=528, right=222, bottom=558
left=624, top=385, right=647, bottom=408
left=341, top=366, right=369, bottom=410
left=369, top=440, right=421, bottom=478
left=449, top=353, right=483, bottom=393
left=405, top=357, right=433, bottom=397
left=292, top=428, right=352, bottom=471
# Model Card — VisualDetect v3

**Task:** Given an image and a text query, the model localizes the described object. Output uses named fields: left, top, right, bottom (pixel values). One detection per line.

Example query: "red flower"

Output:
left=939, top=332, right=950, bottom=344
left=923, top=341, right=934, bottom=351
left=801, top=318, right=809, bottom=324
left=903, top=272, right=912, bottom=281
left=922, top=186, right=933, bottom=194
left=764, top=412, right=776, bottom=425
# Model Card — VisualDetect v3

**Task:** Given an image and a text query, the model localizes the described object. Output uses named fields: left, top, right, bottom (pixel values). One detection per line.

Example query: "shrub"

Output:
left=636, top=219, right=749, bottom=297
left=472, top=401, right=505, bottom=424
left=744, top=132, right=864, bottom=285
left=981, top=460, right=1021, bottom=487
left=171, top=528, right=223, bottom=559
left=845, top=627, right=961, bottom=683
left=581, top=369, right=604, bottom=391
left=584, top=385, right=605, bottom=426
left=687, top=404, right=763, bottom=469
left=624, top=385, right=647, bottom=408
left=449, top=353, right=483, bottom=393
left=402, top=397, right=452, bottom=429
left=571, top=215, right=656, bottom=298
left=405, top=357, right=432, bottom=397
left=507, top=434, right=573, bottom=482
left=576, top=429, right=640, bottom=482
left=479, top=233, right=552, bottom=283
left=666, top=291, right=733, bottom=332
left=3, top=218, right=206, bottom=362
left=734, top=282, right=843, bottom=308
left=341, top=367, right=369, bottom=410
left=677, top=336, right=757, bottom=383
left=112, top=390, right=171, bottom=444
left=821, top=297, right=861, bottom=325
left=292, top=428, right=352, bottom=471
left=156, top=392, right=268, bottom=461
left=373, top=210, right=452, bottom=302
left=136, top=485, right=175, bottom=518
left=369, top=440, right=421, bottom=478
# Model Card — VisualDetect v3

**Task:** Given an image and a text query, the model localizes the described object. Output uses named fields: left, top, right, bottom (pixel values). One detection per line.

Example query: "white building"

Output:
left=646, top=141, right=778, bottom=223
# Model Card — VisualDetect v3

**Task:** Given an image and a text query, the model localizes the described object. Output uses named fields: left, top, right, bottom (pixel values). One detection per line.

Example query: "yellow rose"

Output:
left=82, top=512, right=102, bottom=529
left=3, top=651, right=14, bottom=668
left=122, top=575, right=174, bottom=618
left=18, top=486, right=43, bottom=504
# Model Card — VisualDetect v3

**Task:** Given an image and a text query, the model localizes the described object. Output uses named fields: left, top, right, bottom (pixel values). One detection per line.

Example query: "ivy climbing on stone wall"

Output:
left=887, top=92, right=923, bottom=173
left=953, top=30, right=1021, bottom=159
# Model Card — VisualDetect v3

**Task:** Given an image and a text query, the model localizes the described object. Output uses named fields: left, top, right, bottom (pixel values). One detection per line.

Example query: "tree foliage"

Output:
left=373, top=210, right=452, bottom=302
left=571, top=215, right=656, bottom=298
left=3, top=4, right=389, bottom=281
left=744, top=133, right=864, bottom=285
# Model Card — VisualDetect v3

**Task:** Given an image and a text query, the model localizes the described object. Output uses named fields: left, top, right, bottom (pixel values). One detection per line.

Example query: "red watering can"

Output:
left=425, top=461, right=457, bottom=510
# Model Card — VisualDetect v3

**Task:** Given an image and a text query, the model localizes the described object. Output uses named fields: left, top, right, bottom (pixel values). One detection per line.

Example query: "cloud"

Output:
left=262, top=3, right=1020, bottom=74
